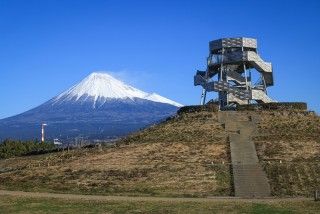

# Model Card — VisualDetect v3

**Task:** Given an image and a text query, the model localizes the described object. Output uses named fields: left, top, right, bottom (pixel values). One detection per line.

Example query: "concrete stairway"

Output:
left=219, top=111, right=271, bottom=198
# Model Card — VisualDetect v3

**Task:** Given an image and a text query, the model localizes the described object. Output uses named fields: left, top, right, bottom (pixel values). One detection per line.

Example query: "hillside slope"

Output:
left=0, top=106, right=319, bottom=197
left=0, top=109, right=231, bottom=197
left=253, top=110, right=320, bottom=196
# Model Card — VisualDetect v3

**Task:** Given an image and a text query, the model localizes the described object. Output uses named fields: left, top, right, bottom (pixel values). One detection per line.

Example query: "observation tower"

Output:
left=194, top=37, right=275, bottom=108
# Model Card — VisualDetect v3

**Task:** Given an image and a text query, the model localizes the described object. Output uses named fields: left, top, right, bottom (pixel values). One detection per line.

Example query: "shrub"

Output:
left=236, top=102, right=307, bottom=111
left=0, top=139, right=56, bottom=159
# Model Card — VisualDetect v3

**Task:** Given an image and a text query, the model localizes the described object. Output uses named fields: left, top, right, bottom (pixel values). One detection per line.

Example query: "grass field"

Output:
left=0, top=195, right=319, bottom=214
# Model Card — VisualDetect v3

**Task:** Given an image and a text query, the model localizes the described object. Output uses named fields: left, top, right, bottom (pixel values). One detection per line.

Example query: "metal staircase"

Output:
left=226, top=70, right=249, bottom=85
left=252, top=89, right=274, bottom=103
left=212, top=81, right=251, bottom=100
left=194, top=37, right=275, bottom=107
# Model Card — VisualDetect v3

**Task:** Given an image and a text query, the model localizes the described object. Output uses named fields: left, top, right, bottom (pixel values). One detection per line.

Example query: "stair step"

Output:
left=220, top=111, right=271, bottom=198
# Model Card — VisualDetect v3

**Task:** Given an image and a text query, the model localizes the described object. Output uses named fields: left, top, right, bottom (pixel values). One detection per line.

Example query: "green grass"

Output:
left=0, top=196, right=319, bottom=214
left=249, top=203, right=292, bottom=214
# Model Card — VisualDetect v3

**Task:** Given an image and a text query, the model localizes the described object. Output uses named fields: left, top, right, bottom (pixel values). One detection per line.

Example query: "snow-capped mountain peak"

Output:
left=54, top=72, right=183, bottom=107
left=0, top=72, right=182, bottom=140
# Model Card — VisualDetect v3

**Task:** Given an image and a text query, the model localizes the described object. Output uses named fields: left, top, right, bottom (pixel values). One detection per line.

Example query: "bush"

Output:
left=177, top=103, right=219, bottom=115
left=0, top=139, right=56, bottom=159
left=236, top=102, right=307, bottom=111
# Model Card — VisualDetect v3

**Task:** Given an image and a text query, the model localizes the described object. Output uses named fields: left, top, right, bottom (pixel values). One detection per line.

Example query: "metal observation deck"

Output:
left=194, top=37, right=275, bottom=108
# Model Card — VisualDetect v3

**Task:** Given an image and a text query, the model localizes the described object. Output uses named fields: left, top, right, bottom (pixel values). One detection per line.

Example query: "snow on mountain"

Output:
left=53, top=72, right=183, bottom=107
left=143, top=93, right=182, bottom=108
left=0, top=72, right=182, bottom=141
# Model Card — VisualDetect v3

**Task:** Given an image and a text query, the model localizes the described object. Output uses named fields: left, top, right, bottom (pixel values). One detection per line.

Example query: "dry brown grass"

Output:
left=252, top=110, right=320, bottom=161
left=0, top=109, right=319, bottom=197
left=0, top=111, right=231, bottom=197
left=249, top=110, right=320, bottom=196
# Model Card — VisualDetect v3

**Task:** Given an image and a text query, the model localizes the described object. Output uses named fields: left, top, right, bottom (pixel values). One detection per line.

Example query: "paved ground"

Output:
left=218, top=111, right=271, bottom=197
left=0, top=190, right=313, bottom=203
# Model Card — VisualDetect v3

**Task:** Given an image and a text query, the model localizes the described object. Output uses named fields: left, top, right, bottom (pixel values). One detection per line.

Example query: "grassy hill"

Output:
left=254, top=110, right=320, bottom=196
left=0, top=106, right=319, bottom=197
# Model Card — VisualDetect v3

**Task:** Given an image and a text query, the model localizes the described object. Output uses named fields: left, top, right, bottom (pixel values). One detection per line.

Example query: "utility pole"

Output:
left=41, top=123, right=47, bottom=143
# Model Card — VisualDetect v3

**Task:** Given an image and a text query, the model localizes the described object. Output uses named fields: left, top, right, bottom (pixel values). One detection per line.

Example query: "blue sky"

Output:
left=0, top=0, right=319, bottom=119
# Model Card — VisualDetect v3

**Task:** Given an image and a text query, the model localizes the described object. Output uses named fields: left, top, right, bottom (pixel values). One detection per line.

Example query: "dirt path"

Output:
left=0, top=190, right=313, bottom=203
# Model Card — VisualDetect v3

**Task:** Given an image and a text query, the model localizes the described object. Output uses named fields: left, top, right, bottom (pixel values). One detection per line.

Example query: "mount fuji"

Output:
left=0, top=72, right=182, bottom=141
